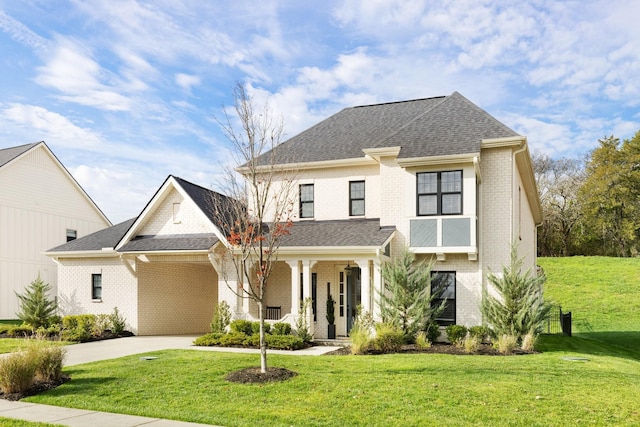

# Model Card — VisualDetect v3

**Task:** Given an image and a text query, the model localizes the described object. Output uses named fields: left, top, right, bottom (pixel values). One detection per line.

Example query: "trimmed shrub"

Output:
left=495, top=334, right=518, bottom=354
left=193, top=333, right=224, bottom=346
left=251, top=321, right=271, bottom=335
left=219, top=331, right=248, bottom=347
left=445, top=324, right=468, bottom=345
left=210, top=301, right=231, bottom=333
left=272, top=322, right=292, bottom=336
left=61, top=314, right=96, bottom=342
left=230, top=320, right=253, bottom=335
left=415, top=331, right=431, bottom=350
left=109, top=307, right=127, bottom=335
left=0, top=352, right=36, bottom=394
left=468, top=325, right=491, bottom=343
left=373, top=322, right=404, bottom=353
left=7, top=325, right=33, bottom=338
left=424, top=322, right=441, bottom=343
left=266, top=334, right=304, bottom=350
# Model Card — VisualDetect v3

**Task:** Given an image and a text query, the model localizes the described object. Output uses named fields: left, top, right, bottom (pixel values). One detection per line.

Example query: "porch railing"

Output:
left=266, top=306, right=281, bottom=320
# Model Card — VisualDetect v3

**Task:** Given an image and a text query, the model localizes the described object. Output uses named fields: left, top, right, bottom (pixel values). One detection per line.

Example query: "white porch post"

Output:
left=355, top=259, right=371, bottom=314
left=286, top=260, right=300, bottom=315
left=302, top=260, right=316, bottom=336
left=373, top=259, right=383, bottom=320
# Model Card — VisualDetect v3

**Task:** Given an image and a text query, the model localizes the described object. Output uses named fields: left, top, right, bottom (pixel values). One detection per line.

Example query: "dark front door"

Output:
left=346, top=267, right=361, bottom=333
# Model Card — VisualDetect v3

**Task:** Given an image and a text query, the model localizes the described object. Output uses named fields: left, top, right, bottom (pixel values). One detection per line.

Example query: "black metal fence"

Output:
left=543, top=304, right=572, bottom=336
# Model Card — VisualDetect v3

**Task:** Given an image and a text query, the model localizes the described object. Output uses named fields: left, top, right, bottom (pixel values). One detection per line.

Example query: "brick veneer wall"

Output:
left=137, top=260, right=217, bottom=335
left=56, top=257, right=139, bottom=333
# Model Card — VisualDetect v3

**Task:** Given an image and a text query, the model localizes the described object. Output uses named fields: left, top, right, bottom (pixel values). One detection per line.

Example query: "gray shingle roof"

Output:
left=0, top=142, right=40, bottom=168
left=118, top=234, right=219, bottom=252
left=255, top=92, right=518, bottom=165
left=280, top=219, right=395, bottom=247
left=48, top=218, right=136, bottom=252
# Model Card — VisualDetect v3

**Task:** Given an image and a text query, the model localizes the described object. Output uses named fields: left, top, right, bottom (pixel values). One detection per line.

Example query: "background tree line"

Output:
left=534, top=130, right=640, bottom=257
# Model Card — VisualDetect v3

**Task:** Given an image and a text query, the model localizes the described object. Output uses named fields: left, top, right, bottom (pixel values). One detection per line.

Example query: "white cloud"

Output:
left=175, top=73, right=201, bottom=91
left=36, top=38, right=132, bottom=111
left=1, top=103, right=103, bottom=148
left=0, top=9, right=49, bottom=52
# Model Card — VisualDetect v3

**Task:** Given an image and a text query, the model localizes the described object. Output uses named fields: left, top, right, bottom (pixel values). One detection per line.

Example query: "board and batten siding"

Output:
left=0, top=144, right=110, bottom=318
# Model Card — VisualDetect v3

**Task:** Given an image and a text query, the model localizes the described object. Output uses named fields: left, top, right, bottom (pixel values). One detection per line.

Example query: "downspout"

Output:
left=512, top=140, right=528, bottom=245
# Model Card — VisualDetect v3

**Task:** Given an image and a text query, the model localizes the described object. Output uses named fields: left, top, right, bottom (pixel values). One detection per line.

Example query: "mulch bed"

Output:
left=0, top=375, right=70, bottom=401
left=323, top=343, right=536, bottom=356
left=225, top=367, right=297, bottom=384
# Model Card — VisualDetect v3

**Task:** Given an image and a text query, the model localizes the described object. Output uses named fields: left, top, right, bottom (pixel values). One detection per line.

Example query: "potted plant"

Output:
left=326, top=293, right=336, bottom=339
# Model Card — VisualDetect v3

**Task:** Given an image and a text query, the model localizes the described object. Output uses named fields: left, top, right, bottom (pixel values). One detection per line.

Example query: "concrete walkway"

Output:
left=0, top=336, right=341, bottom=426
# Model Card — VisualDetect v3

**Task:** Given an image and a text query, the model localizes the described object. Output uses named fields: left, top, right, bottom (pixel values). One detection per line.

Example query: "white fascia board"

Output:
left=480, top=136, right=526, bottom=149
left=396, top=153, right=479, bottom=168
left=236, top=156, right=377, bottom=174
left=276, top=246, right=381, bottom=256
left=362, top=146, right=401, bottom=162
left=117, top=249, right=210, bottom=257
left=45, top=250, right=118, bottom=258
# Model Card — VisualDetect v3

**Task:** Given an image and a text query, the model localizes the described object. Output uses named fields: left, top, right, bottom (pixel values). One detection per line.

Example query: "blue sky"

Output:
left=1, top=1, right=639, bottom=224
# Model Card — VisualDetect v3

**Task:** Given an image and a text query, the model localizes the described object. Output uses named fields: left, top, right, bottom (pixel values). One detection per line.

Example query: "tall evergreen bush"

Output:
left=15, top=275, right=58, bottom=329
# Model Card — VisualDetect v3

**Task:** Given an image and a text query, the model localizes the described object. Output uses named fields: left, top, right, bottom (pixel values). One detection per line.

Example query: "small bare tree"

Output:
left=214, top=82, right=296, bottom=373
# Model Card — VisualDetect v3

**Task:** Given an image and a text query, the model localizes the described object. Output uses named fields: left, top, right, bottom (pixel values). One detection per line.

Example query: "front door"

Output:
left=346, top=267, right=361, bottom=334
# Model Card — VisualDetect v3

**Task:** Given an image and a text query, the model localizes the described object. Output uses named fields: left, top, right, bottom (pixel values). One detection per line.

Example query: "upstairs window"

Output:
left=300, top=184, right=314, bottom=218
left=417, top=170, right=462, bottom=216
left=92, top=274, right=102, bottom=300
left=349, top=181, right=365, bottom=216
left=66, top=229, right=77, bottom=242
left=431, top=271, right=456, bottom=325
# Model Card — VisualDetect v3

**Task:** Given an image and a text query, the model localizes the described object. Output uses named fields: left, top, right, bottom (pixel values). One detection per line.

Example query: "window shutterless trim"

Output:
left=299, top=184, right=314, bottom=218
left=91, top=273, right=102, bottom=300
left=416, top=170, right=462, bottom=216
left=349, top=180, right=365, bottom=216
left=431, top=271, right=456, bottom=326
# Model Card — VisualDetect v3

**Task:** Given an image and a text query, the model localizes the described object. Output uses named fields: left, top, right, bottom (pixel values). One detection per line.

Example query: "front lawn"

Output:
left=25, top=347, right=640, bottom=426
left=0, top=417, right=61, bottom=427
left=0, top=339, right=70, bottom=355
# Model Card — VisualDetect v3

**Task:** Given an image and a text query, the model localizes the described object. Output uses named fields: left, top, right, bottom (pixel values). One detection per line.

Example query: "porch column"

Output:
left=373, top=259, right=383, bottom=320
left=301, top=260, right=316, bottom=302
left=355, top=259, right=371, bottom=314
left=286, top=260, right=300, bottom=315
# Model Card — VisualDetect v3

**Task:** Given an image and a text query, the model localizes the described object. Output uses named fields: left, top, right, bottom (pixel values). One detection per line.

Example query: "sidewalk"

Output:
left=0, top=336, right=342, bottom=426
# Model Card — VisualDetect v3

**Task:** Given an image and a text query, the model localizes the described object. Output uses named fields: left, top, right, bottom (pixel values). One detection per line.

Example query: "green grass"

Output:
left=0, top=418, right=61, bottom=427
left=538, top=256, right=640, bottom=361
left=20, top=256, right=640, bottom=426
left=24, top=349, right=640, bottom=426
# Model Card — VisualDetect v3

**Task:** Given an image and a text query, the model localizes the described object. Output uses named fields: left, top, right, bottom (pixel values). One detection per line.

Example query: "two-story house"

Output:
left=0, top=142, right=111, bottom=319
left=46, top=92, right=541, bottom=337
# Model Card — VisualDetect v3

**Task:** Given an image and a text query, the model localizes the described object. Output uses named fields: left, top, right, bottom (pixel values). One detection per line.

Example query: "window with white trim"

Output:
left=66, top=229, right=77, bottom=242
left=417, top=170, right=462, bottom=216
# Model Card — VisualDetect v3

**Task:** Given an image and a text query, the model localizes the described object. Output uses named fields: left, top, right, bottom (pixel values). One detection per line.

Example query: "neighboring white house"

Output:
left=0, top=142, right=111, bottom=319
left=46, top=92, right=542, bottom=337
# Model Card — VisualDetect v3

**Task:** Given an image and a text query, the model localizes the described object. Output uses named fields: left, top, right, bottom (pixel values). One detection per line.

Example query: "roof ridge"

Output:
left=351, top=95, right=446, bottom=109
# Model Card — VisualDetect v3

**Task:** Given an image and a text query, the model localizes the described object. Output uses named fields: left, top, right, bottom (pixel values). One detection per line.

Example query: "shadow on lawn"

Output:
left=539, top=331, right=640, bottom=361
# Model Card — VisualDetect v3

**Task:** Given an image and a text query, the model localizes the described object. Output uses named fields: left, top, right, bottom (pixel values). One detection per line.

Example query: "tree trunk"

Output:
left=259, top=302, right=267, bottom=373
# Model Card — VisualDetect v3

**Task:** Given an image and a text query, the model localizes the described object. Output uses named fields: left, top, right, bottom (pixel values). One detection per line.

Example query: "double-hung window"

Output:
left=349, top=181, right=365, bottom=216
left=92, top=274, right=102, bottom=300
left=417, top=170, right=462, bottom=216
left=431, top=271, right=456, bottom=325
left=66, top=229, right=77, bottom=242
left=300, top=184, right=314, bottom=218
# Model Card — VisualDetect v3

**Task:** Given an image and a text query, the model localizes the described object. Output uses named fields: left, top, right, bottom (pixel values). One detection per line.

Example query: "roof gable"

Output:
left=0, top=141, right=111, bottom=226
left=115, top=175, right=232, bottom=250
left=0, top=142, right=40, bottom=168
